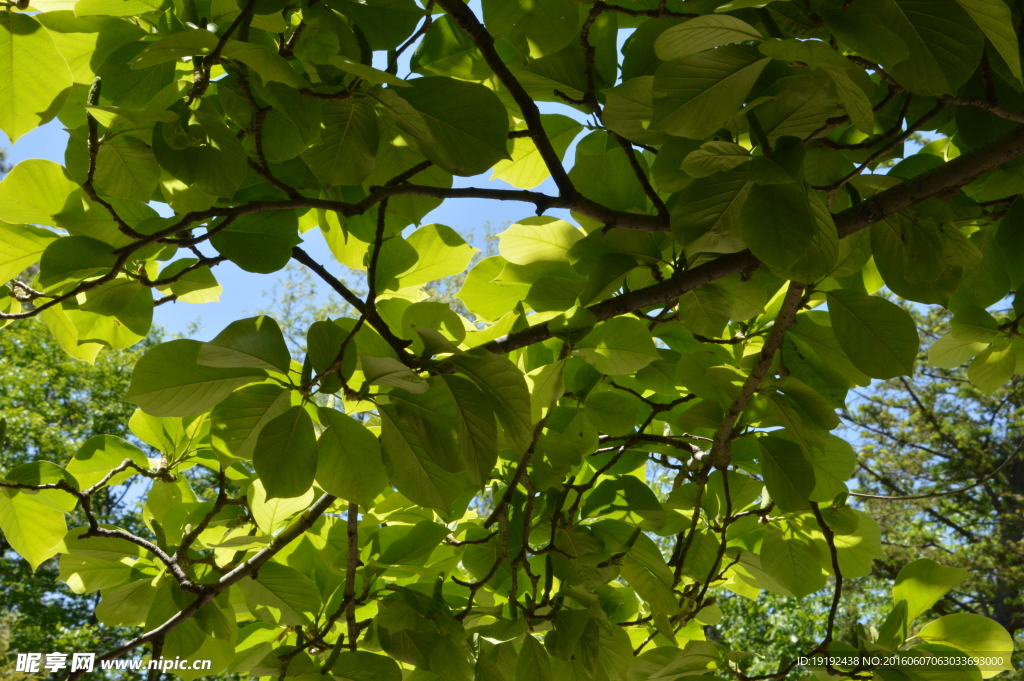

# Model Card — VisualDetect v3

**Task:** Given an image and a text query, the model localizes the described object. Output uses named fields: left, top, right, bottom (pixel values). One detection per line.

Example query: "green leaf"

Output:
left=58, top=553, right=132, bottom=593
left=155, top=111, right=248, bottom=199
left=126, top=339, right=266, bottom=417
left=893, top=559, right=970, bottom=625
left=77, top=277, right=153, bottom=341
left=817, top=62, right=874, bottom=134
left=0, top=11, right=73, bottom=142
left=220, top=40, right=304, bottom=87
left=569, top=132, right=651, bottom=214
left=209, top=210, right=301, bottom=274
left=868, top=0, right=984, bottom=96
left=129, top=409, right=200, bottom=457
left=757, top=436, right=815, bottom=512
left=361, top=354, right=429, bottom=393
left=760, top=525, right=827, bottom=598
left=302, top=99, right=379, bottom=187
left=615, top=532, right=678, bottom=616
left=483, top=0, right=578, bottom=58
left=758, top=37, right=852, bottom=70
left=2, top=462, right=77, bottom=519
left=331, top=652, right=402, bottom=681
left=441, top=375, right=498, bottom=488
left=307, top=320, right=356, bottom=391
left=654, top=14, right=764, bottom=60
left=601, top=76, right=669, bottom=146
left=950, top=305, right=1001, bottom=342
left=928, top=334, right=988, bottom=369
left=67, top=435, right=148, bottom=488
left=253, top=406, right=318, bottom=500
left=516, top=635, right=554, bottom=681
left=499, top=217, right=584, bottom=266
left=739, top=183, right=815, bottom=273
left=456, top=256, right=530, bottom=322
left=526, top=359, right=565, bottom=425
left=326, top=0, right=422, bottom=51
left=156, top=258, right=223, bottom=303
left=818, top=7, right=910, bottom=67
left=73, top=0, right=161, bottom=16
left=37, top=12, right=147, bottom=84
left=380, top=401, right=467, bottom=514
left=967, top=343, right=1016, bottom=393
left=681, top=141, right=750, bottom=178
left=678, top=286, right=732, bottom=338
left=833, top=509, right=883, bottom=578
left=0, top=486, right=67, bottom=570
left=768, top=185, right=839, bottom=283
left=211, top=384, right=292, bottom=460
left=131, top=28, right=219, bottom=69
left=40, top=304, right=104, bottom=363
left=826, top=290, right=920, bottom=379
left=652, top=44, right=769, bottom=139
left=809, top=435, right=857, bottom=503
left=329, top=55, right=411, bottom=87
left=95, top=578, right=158, bottom=626
left=239, top=561, right=322, bottom=626
left=411, top=14, right=489, bottom=80
left=915, top=614, right=1015, bottom=677
left=0, top=222, right=57, bottom=286
left=394, top=76, right=510, bottom=176
left=38, top=235, right=116, bottom=288
left=577, top=317, right=660, bottom=376
left=316, top=407, right=387, bottom=508
left=55, top=526, right=142, bottom=560
left=92, top=135, right=160, bottom=202
left=671, top=169, right=749, bottom=253
left=492, top=114, right=582, bottom=189
left=453, top=349, right=532, bottom=454
left=198, top=316, right=291, bottom=374
left=757, top=71, right=845, bottom=143
left=400, top=223, right=479, bottom=287
left=0, top=159, right=79, bottom=226
left=248, top=479, right=314, bottom=533
left=954, top=0, right=1021, bottom=84
left=378, top=519, right=449, bottom=564
left=584, top=391, right=638, bottom=438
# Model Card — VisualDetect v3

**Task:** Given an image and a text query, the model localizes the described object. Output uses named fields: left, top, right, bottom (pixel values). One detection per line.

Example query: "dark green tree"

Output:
left=0, top=318, right=157, bottom=657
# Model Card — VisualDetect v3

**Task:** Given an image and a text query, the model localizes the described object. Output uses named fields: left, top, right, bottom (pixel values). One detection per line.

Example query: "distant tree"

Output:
left=0, top=318, right=157, bottom=657
left=847, top=306, right=1024, bottom=656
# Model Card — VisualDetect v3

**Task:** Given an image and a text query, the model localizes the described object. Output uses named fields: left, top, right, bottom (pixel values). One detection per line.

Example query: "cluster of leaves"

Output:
left=3, top=0, right=1024, bottom=677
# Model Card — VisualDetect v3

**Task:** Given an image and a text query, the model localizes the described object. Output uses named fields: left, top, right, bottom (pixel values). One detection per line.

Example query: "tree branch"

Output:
left=432, top=0, right=577, bottom=199
left=67, top=492, right=339, bottom=680
left=710, top=281, right=806, bottom=469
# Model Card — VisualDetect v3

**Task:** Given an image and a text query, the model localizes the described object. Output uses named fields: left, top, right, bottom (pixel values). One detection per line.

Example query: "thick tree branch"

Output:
left=483, top=124, right=1024, bottom=356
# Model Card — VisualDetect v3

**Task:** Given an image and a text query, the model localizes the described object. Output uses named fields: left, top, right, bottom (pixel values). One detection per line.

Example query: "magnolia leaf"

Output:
left=126, top=339, right=266, bottom=417
left=655, top=14, right=764, bottom=60
left=826, top=290, right=920, bottom=379
left=316, top=408, right=388, bottom=508
left=252, top=406, right=318, bottom=500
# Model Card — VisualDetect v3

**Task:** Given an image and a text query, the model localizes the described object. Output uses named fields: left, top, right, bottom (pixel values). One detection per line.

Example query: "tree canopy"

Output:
left=2, top=0, right=1024, bottom=678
